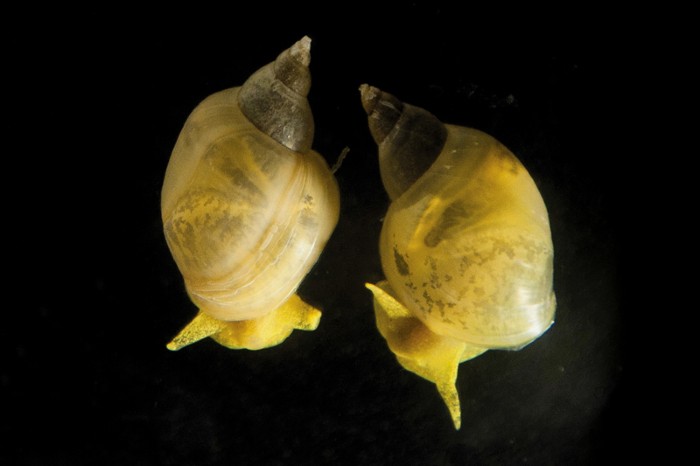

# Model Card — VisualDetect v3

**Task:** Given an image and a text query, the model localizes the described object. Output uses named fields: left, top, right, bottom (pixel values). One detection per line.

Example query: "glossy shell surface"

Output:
left=380, top=124, right=554, bottom=349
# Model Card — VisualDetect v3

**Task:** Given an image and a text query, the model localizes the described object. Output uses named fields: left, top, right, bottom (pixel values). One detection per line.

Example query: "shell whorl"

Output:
left=360, top=85, right=447, bottom=200
left=239, top=36, right=314, bottom=152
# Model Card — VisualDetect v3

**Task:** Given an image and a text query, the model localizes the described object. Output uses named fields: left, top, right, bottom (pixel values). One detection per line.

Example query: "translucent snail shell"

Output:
left=162, top=37, right=339, bottom=351
left=361, top=85, right=555, bottom=429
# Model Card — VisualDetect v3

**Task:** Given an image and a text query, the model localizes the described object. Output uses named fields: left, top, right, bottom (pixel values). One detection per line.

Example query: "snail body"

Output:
left=162, top=37, right=339, bottom=351
left=361, top=85, right=555, bottom=429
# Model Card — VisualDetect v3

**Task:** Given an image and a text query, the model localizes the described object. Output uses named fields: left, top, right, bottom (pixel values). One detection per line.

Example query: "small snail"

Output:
left=361, top=85, right=555, bottom=429
left=162, top=37, right=339, bottom=351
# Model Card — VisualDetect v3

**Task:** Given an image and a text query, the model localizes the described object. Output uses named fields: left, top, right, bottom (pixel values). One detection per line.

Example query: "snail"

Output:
left=360, top=85, right=555, bottom=429
left=161, top=36, right=339, bottom=351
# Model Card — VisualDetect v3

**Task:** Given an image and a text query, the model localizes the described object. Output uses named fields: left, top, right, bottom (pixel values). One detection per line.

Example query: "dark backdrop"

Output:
left=4, top=7, right=629, bottom=465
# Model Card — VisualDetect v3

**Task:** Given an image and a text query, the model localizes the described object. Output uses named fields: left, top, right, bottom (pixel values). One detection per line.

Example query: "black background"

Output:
left=4, top=6, right=630, bottom=465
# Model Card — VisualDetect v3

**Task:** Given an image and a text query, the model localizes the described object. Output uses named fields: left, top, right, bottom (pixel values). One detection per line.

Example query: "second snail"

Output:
left=161, top=37, right=340, bottom=351
left=361, top=85, right=556, bottom=429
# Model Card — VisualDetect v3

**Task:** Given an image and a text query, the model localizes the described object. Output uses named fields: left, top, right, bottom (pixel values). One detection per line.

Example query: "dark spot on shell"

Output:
left=226, top=167, right=265, bottom=199
left=424, top=201, right=471, bottom=247
left=394, top=247, right=410, bottom=276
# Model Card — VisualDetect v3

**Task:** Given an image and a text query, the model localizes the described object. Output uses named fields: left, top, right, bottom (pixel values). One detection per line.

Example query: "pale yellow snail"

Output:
left=361, top=85, right=555, bottom=429
left=161, top=36, right=339, bottom=351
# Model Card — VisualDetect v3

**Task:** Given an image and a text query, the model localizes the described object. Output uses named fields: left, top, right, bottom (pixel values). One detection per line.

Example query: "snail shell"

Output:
left=162, top=37, right=339, bottom=351
left=361, top=85, right=555, bottom=429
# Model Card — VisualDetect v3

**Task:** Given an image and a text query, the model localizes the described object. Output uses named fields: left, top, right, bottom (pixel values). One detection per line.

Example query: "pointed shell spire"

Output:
left=360, top=85, right=447, bottom=200
left=239, top=36, right=314, bottom=152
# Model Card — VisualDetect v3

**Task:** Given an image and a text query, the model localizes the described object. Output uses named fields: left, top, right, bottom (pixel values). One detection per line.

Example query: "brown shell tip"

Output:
left=290, top=36, right=312, bottom=66
left=360, top=84, right=404, bottom=145
left=359, top=84, right=381, bottom=115
left=273, top=36, right=312, bottom=97
left=239, top=36, right=314, bottom=151
left=360, top=87, right=447, bottom=199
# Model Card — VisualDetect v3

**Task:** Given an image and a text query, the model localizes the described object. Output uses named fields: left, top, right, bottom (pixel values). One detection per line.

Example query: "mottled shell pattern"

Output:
left=162, top=37, right=339, bottom=351
left=362, top=85, right=555, bottom=429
